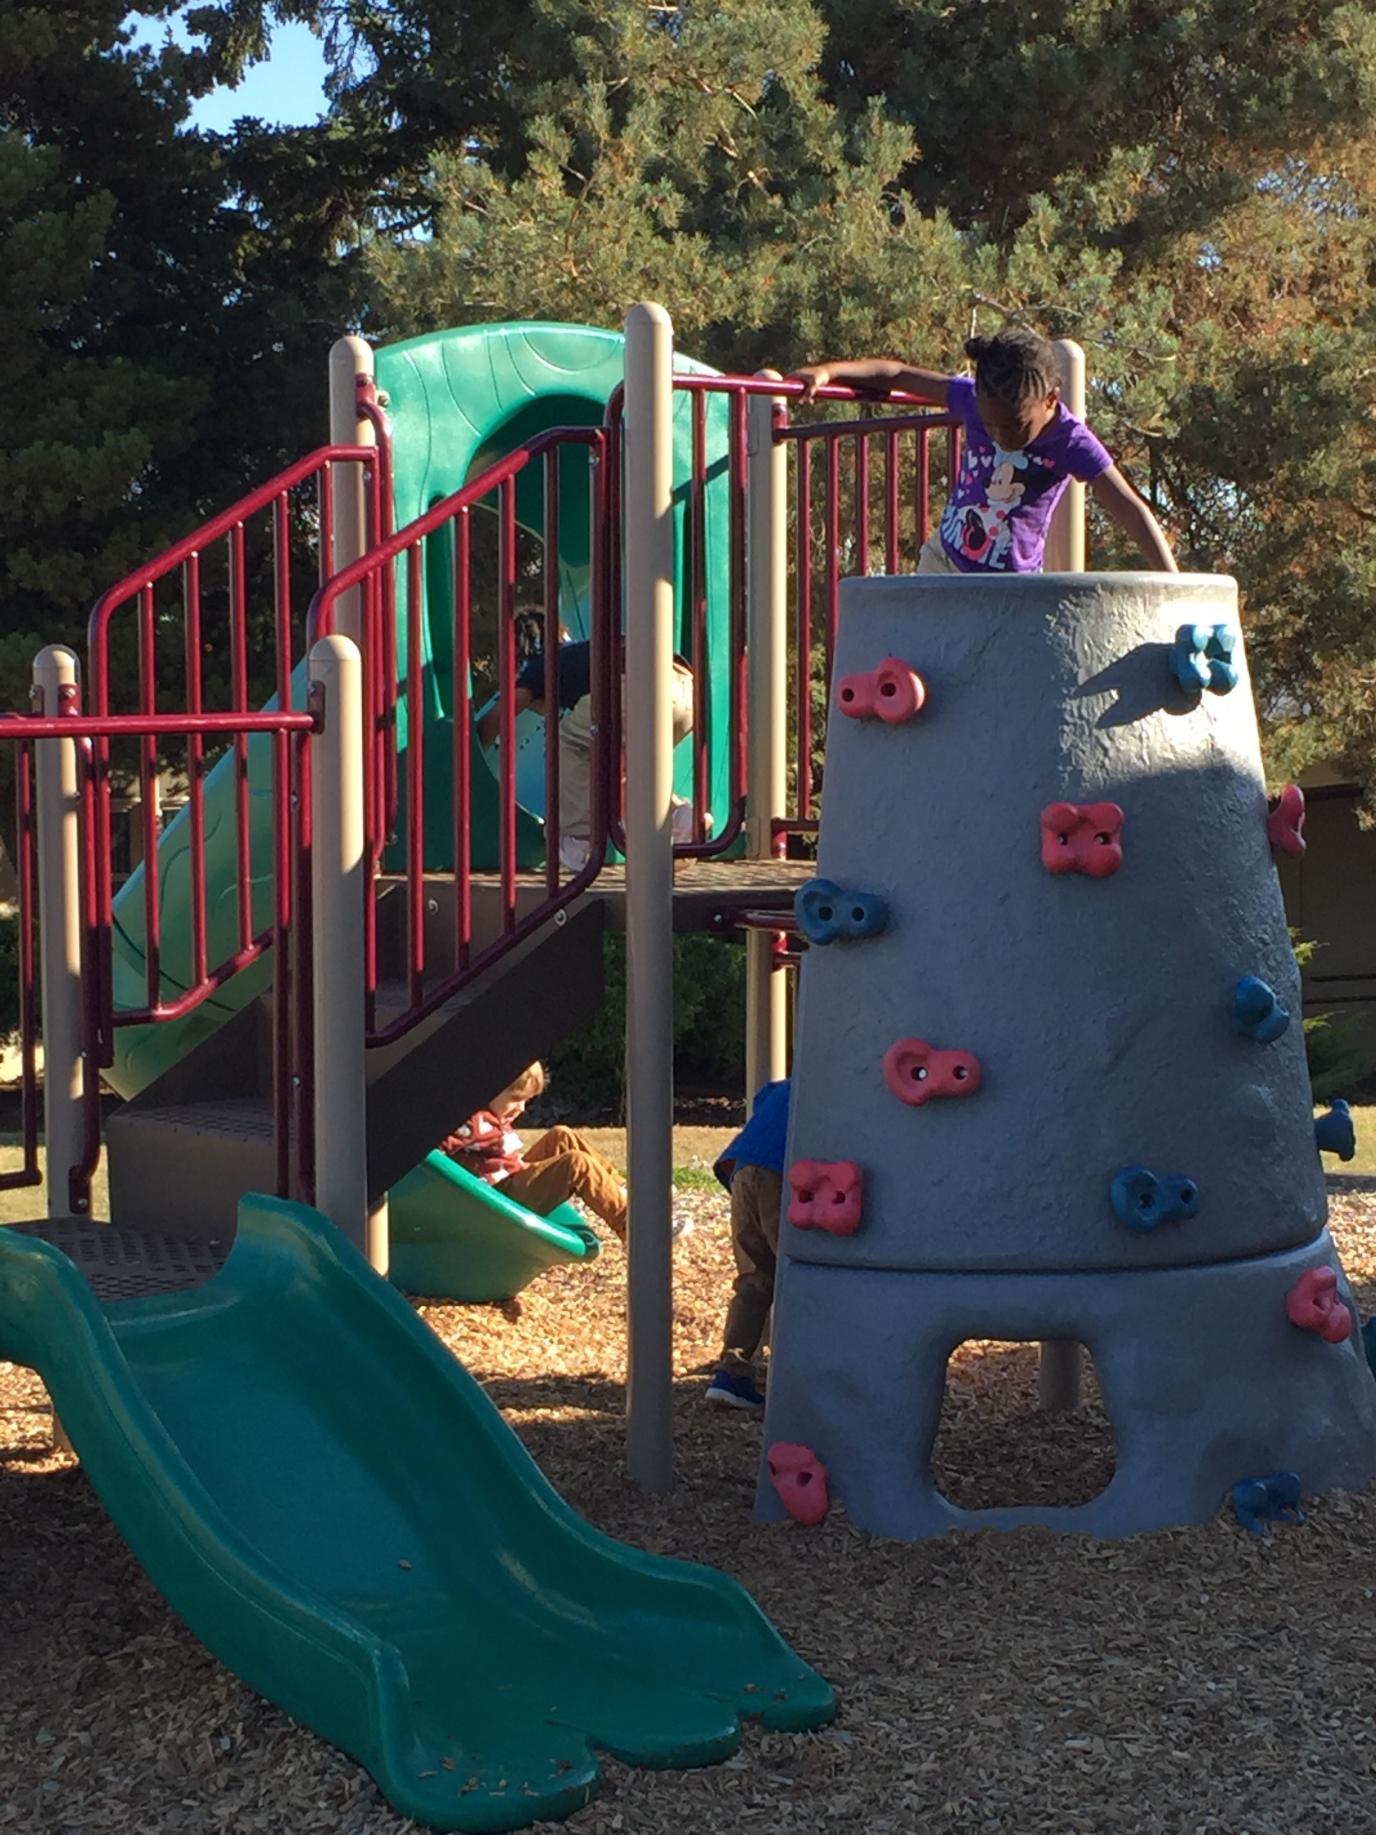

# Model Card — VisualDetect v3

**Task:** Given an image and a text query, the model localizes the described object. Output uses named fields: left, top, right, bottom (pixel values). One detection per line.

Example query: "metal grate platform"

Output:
left=5, top=1218, right=229, bottom=1303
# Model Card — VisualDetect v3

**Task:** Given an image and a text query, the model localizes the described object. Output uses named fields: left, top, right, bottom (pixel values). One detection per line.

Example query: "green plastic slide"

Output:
left=389, top=1151, right=602, bottom=1302
left=0, top=1197, right=834, bottom=1833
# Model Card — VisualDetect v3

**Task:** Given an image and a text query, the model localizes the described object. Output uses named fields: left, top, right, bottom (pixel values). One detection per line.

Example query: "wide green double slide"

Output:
left=0, top=1198, right=833, bottom=1832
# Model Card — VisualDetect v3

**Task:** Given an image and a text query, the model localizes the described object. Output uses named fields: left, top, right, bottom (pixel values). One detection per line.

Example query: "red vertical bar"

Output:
left=292, top=728, right=315, bottom=1202
left=543, top=448, right=562, bottom=894
left=272, top=725, right=292, bottom=1197
left=691, top=390, right=708, bottom=843
left=274, top=493, right=293, bottom=712
left=825, top=437, right=841, bottom=683
left=74, top=734, right=100, bottom=1210
left=948, top=423, right=963, bottom=511
left=796, top=438, right=813, bottom=823
left=730, top=388, right=748, bottom=825
left=183, top=553, right=208, bottom=988
left=406, top=542, right=425, bottom=1008
left=229, top=525, right=253, bottom=953
left=498, top=480, right=518, bottom=934
left=885, top=428, right=900, bottom=574
left=587, top=435, right=610, bottom=865
left=138, top=583, right=160, bottom=1007
left=15, top=746, right=37, bottom=1178
left=453, top=507, right=472, bottom=972
left=855, top=432, right=871, bottom=575
left=916, top=429, right=932, bottom=553
left=609, top=409, right=625, bottom=846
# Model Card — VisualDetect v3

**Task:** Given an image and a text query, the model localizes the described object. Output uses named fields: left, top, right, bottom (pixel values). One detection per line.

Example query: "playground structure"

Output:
left=2, top=298, right=1367, bottom=1823
left=0, top=304, right=993, bottom=1829
left=758, top=571, right=1376, bottom=1538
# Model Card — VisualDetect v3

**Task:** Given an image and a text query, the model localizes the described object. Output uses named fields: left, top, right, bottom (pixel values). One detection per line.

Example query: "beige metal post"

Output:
left=328, top=334, right=376, bottom=649
left=1044, top=339, right=1087, bottom=573
left=623, top=302, right=676, bottom=1491
left=309, top=635, right=377, bottom=1266
left=1041, top=337, right=1087, bottom=1412
left=327, top=334, right=389, bottom=1256
left=33, top=647, right=85, bottom=1220
left=745, top=374, right=789, bottom=1108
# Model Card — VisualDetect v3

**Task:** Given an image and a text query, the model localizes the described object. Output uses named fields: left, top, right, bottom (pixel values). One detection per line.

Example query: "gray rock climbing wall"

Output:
left=759, top=573, right=1376, bottom=1538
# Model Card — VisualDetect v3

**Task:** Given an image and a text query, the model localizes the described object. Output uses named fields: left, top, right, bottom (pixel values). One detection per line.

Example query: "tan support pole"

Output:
left=33, top=646, right=85, bottom=1220
left=1044, top=339, right=1087, bottom=574
left=327, top=335, right=388, bottom=1256
left=1040, top=337, right=1087, bottom=1413
left=623, top=302, right=676, bottom=1491
left=745, top=374, right=789, bottom=1109
left=309, top=635, right=378, bottom=1266
left=328, top=335, right=376, bottom=649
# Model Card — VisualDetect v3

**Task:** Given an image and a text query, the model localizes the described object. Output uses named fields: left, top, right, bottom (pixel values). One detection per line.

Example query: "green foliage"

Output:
left=545, top=933, right=747, bottom=1115
left=1294, top=932, right=1373, bottom=1102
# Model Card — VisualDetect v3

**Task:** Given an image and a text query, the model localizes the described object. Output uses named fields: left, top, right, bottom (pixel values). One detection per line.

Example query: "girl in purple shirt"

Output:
left=789, top=328, right=1177, bottom=575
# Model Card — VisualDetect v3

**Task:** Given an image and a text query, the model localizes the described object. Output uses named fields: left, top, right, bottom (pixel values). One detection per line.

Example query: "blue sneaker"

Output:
left=705, top=1368, right=766, bottom=1411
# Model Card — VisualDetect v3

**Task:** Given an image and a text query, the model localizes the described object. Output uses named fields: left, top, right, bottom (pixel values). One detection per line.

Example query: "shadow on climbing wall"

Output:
left=930, top=1341, right=1117, bottom=1511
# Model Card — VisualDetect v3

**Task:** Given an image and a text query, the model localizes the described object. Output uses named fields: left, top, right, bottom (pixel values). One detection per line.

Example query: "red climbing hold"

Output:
left=883, top=1038, right=982, bottom=1107
left=767, top=1442, right=831, bottom=1526
left=836, top=656, right=926, bottom=725
left=1268, top=784, right=1306, bottom=859
left=1285, top=1267, right=1353, bottom=1343
left=1040, top=802, right=1125, bottom=879
left=788, top=1160, right=864, bottom=1235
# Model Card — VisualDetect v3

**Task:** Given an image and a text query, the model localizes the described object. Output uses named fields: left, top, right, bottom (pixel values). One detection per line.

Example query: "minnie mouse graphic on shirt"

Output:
left=937, top=376, right=1112, bottom=573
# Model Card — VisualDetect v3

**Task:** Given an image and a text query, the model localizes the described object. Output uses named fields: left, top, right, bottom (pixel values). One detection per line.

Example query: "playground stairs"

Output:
left=105, top=886, right=608, bottom=1244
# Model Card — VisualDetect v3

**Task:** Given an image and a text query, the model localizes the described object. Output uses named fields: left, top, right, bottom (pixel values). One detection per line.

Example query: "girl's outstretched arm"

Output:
left=786, top=359, right=951, bottom=404
left=1090, top=466, right=1178, bottom=571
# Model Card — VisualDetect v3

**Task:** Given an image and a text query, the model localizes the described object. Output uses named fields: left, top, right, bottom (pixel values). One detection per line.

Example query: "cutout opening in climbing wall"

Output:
left=930, top=1340, right=1117, bottom=1512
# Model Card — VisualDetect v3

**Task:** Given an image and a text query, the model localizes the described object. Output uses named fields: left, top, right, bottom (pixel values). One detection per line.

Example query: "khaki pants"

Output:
left=917, top=534, right=959, bottom=574
left=502, top=1126, right=627, bottom=1240
left=558, top=665, right=696, bottom=853
left=719, top=1164, right=782, bottom=1379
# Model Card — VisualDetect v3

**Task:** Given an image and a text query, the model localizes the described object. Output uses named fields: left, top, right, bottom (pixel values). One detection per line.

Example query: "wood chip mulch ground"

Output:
left=5, top=1187, right=1376, bottom=1834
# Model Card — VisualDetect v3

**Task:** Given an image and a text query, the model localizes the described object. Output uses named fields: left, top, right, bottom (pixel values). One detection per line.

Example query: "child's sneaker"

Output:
left=705, top=1368, right=766, bottom=1411
left=671, top=1211, right=695, bottom=1239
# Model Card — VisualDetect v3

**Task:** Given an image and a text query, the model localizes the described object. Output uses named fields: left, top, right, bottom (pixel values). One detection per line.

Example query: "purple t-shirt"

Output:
left=938, top=376, right=1112, bottom=573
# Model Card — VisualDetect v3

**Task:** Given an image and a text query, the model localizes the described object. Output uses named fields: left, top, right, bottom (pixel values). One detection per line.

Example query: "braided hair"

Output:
left=964, top=328, right=1059, bottom=404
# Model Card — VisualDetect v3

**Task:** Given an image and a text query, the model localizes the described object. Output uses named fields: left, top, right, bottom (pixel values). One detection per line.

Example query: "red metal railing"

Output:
left=772, top=384, right=959, bottom=839
left=0, top=701, right=315, bottom=1214
left=83, top=441, right=379, bottom=1070
left=604, top=374, right=958, bottom=854
left=310, top=425, right=611, bottom=1051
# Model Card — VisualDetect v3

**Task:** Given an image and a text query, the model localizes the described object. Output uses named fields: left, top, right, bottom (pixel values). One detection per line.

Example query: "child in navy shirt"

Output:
left=706, top=1078, right=791, bottom=1410
left=788, top=327, right=1177, bottom=575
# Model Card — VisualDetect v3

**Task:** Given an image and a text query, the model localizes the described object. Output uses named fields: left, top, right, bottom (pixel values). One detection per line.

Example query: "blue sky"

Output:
left=126, top=9, right=331, bottom=132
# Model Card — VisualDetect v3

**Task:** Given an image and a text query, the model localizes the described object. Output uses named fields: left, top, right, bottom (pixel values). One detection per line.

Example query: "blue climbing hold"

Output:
left=1173, top=623, right=1239, bottom=696
left=1231, top=1471, right=1305, bottom=1536
left=794, top=878, right=889, bottom=946
left=1110, top=1166, right=1200, bottom=1232
left=1233, top=975, right=1290, bottom=1043
left=1315, top=1100, right=1357, bottom=1163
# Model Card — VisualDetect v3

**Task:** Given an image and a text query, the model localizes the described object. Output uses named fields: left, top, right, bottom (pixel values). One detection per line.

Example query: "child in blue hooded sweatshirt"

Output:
left=705, top=1078, right=791, bottom=1411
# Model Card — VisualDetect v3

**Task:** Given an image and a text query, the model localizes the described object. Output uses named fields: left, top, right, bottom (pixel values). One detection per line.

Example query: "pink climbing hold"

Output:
left=836, top=656, right=926, bottom=725
left=1268, top=784, right=1306, bottom=859
left=883, top=1038, right=982, bottom=1107
left=788, top=1160, right=864, bottom=1236
left=1285, top=1267, right=1353, bottom=1344
left=1040, top=801, right=1125, bottom=879
left=767, top=1442, right=831, bottom=1526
